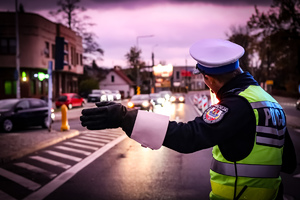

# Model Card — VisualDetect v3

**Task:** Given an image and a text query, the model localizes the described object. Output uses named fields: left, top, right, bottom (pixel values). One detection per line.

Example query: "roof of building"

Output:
left=111, top=68, right=134, bottom=86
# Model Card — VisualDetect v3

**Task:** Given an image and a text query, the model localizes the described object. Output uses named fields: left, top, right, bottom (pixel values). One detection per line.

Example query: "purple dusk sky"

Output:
left=0, top=0, right=273, bottom=68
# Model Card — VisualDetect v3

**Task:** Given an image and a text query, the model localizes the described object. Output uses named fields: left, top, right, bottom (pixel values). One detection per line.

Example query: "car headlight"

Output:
left=142, top=101, right=149, bottom=107
left=170, top=96, right=176, bottom=102
left=128, top=102, right=134, bottom=108
left=179, top=97, right=185, bottom=102
left=51, top=113, right=55, bottom=120
left=101, top=95, right=106, bottom=101
left=157, top=98, right=164, bottom=104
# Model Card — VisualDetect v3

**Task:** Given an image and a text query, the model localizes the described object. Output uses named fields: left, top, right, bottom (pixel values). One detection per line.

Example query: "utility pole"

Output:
left=15, top=0, right=21, bottom=98
left=135, top=35, right=154, bottom=94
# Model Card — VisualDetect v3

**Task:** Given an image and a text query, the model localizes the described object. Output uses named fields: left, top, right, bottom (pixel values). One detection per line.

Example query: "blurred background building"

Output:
left=0, top=12, right=84, bottom=100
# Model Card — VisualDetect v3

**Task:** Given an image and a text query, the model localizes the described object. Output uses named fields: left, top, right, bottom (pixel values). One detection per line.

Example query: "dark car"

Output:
left=170, top=93, right=185, bottom=103
left=127, top=94, right=154, bottom=111
left=0, top=98, right=55, bottom=132
left=55, top=93, right=85, bottom=109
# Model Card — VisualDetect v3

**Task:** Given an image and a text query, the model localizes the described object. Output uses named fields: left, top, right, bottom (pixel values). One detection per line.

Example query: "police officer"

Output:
left=80, top=39, right=296, bottom=200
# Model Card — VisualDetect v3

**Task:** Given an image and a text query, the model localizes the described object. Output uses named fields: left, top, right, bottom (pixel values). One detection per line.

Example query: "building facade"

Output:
left=0, top=12, right=83, bottom=100
left=99, top=67, right=135, bottom=98
left=172, top=66, right=206, bottom=92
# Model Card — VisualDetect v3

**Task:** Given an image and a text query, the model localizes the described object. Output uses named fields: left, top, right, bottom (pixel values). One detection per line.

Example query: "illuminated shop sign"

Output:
left=34, top=72, right=49, bottom=81
left=153, top=64, right=173, bottom=77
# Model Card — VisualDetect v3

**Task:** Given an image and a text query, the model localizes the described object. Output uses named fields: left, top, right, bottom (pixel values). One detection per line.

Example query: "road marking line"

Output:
left=72, top=138, right=105, bottom=146
left=14, top=162, right=57, bottom=179
left=44, top=150, right=82, bottom=162
left=24, top=135, right=127, bottom=200
left=29, top=156, right=71, bottom=169
left=63, top=142, right=99, bottom=150
left=0, top=168, right=41, bottom=191
left=54, top=146, right=91, bottom=156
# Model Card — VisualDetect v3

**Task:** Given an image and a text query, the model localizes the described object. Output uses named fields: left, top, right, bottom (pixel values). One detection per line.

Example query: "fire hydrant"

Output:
left=61, top=104, right=70, bottom=131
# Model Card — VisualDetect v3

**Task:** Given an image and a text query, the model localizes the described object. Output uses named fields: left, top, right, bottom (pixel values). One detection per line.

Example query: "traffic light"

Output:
left=137, top=86, right=141, bottom=95
left=55, top=37, right=68, bottom=70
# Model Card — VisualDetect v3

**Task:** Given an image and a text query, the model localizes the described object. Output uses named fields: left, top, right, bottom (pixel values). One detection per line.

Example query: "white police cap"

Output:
left=189, top=39, right=244, bottom=75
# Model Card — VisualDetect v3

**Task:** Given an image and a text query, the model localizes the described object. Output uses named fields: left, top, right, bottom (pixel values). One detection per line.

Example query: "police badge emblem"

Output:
left=203, top=104, right=228, bottom=124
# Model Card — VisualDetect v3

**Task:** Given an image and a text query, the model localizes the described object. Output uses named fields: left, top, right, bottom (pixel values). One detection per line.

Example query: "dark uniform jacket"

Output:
left=162, top=72, right=296, bottom=174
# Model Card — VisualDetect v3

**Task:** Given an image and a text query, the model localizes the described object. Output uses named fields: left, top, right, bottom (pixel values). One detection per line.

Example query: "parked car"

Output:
left=127, top=94, right=154, bottom=111
left=0, top=98, right=55, bottom=132
left=55, top=93, right=85, bottom=109
left=170, top=93, right=185, bottom=103
left=296, top=98, right=300, bottom=110
left=150, top=93, right=165, bottom=106
left=87, top=90, right=108, bottom=102
left=111, top=90, right=122, bottom=100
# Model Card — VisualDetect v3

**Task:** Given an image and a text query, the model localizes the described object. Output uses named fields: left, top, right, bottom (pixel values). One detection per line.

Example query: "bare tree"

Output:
left=49, top=0, right=104, bottom=64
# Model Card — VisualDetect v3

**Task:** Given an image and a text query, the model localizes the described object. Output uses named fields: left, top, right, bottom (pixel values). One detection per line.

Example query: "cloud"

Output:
left=0, top=0, right=273, bottom=12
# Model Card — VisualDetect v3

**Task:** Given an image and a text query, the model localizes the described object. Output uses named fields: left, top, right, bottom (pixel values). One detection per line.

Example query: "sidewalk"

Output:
left=0, top=129, right=79, bottom=163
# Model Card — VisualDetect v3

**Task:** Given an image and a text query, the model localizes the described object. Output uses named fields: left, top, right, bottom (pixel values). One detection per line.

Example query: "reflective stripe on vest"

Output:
left=250, top=101, right=282, bottom=109
left=250, top=101, right=285, bottom=148
left=211, top=158, right=281, bottom=178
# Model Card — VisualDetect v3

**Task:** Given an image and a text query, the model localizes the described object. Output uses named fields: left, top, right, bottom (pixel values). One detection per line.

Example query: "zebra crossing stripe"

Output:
left=43, top=150, right=82, bottom=162
left=0, top=189, right=16, bottom=200
left=63, top=142, right=99, bottom=150
left=14, top=163, right=57, bottom=179
left=54, top=146, right=91, bottom=156
left=29, top=156, right=71, bottom=169
left=294, top=173, right=300, bottom=178
left=72, top=139, right=105, bottom=146
left=79, top=136, right=111, bottom=143
left=0, top=168, right=41, bottom=191
left=84, top=133, right=118, bottom=139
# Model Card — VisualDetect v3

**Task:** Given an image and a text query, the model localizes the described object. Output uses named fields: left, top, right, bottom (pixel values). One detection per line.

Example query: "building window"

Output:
left=64, top=43, right=69, bottom=63
left=80, top=54, right=83, bottom=65
left=76, top=53, right=79, bottom=65
left=45, top=41, right=49, bottom=58
left=31, top=79, right=36, bottom=95
left=176, top=71, right=180, bottom=79
left=70, top=46, right=76, bottom=65
left=4, top=80, right=16, bottom=95
left=0, top=38, right=16, bottom=54
left=38, top=81, right=42, bottom=94
left=52, top=44, right=55, bottom=59
left=111, top=75, right=115, bottom=83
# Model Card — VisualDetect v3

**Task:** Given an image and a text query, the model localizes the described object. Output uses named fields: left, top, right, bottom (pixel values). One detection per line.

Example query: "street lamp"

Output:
left=135, top=35, right=154, bottom=92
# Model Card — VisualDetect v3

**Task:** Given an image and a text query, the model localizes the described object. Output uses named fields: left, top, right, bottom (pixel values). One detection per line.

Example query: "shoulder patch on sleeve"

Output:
left=203, top=104, right=229, bottom=124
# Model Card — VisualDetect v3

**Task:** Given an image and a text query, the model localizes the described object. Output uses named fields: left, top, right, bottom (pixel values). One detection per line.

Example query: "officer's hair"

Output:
left=208, top=67, right=243, bottom=83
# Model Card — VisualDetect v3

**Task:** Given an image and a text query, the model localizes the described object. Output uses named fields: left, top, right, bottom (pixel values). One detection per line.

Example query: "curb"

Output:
left=0, top=129, right=79, bottom=164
